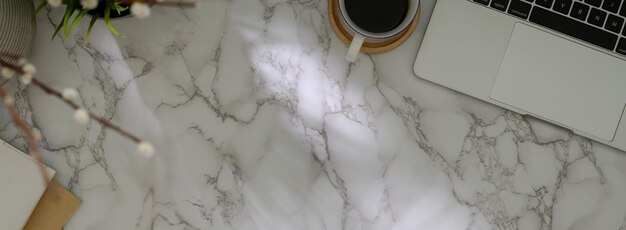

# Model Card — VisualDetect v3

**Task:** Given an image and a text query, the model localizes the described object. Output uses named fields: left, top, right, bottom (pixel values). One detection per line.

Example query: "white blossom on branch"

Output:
left=0, top=53, right=155, bottom=159
left=47, top=0, right=62, bottom=8
left=131, top=2, right=151, bottom=19
left=80, top=0, right=99, bottom=10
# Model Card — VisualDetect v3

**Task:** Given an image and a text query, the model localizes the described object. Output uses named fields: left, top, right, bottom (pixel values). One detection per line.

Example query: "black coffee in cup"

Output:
left=344, top=0, right=409, bottom=33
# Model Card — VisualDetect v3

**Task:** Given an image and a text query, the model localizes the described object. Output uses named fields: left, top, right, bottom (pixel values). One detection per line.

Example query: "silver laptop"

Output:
left=414, top=0, right=626, bottom=151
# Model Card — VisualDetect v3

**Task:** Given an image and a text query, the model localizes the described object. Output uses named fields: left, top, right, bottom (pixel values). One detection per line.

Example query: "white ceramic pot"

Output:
left=0, top=0, right=35, bottom=84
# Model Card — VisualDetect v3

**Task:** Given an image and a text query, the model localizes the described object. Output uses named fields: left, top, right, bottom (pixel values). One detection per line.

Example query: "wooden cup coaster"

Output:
left=328, top=0, right=420, bottom=54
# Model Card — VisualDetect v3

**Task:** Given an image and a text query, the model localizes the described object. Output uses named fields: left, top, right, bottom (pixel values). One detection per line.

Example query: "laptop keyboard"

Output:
left=470, top=0, right=626, bottom=56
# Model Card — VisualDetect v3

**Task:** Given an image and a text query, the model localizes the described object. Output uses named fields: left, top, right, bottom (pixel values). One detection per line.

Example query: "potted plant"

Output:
left=35, top=0, right=197, bottom=46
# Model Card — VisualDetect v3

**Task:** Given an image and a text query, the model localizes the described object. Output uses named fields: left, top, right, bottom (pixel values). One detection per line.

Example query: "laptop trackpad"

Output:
left=490, top=23, right=626, bottom=141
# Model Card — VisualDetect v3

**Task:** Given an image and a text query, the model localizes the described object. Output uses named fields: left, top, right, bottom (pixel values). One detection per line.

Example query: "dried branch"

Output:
left=31, top=78, right=142, bottom=143
left=0, top=86, right=50, bottom=185
left=0, top=53, right=153, bottom=157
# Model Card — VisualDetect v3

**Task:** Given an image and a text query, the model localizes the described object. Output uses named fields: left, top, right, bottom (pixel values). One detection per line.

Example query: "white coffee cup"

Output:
left=338, top=0, right=420, bottom=62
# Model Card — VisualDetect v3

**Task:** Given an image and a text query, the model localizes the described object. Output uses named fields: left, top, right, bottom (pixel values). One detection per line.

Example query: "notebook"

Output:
left=23, top=180, right=81, bottom=230
left=0, top=139, right=55, bottom=230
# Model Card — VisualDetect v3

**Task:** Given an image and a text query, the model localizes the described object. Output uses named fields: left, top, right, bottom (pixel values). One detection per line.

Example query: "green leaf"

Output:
left=113, top=1, right=129, bottom=15
left=66, top=8, right=89, bottom=38
left=33, top=0, right=48, bottom=20
left=104, top=1, right=125, bottom=38
left=51, top=17, right=65, bottom=40
left=62, top=0, right=77, bottom=35
left=83, top=15, right=98, bottom=48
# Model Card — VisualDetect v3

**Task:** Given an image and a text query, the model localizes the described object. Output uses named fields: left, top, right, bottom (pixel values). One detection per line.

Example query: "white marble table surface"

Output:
left=1, top=0, right=626, bottom=229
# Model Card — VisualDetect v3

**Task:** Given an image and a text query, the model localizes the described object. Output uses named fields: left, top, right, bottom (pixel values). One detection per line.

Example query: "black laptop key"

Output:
left=491, top=0, right=510, bottom=11
left=508, top=0, right=532, bottom=19
left=616, top=38, right=626, bottom=55
left=536, top=0, right=554, bottom=8
left=474, top=0, right=490, bottom=5
left=571, top=2, right=591, bottom=21
left=606, top=14, right=625, bottom=33
left=620, top=2, right=626, bottom=16
left=588, top=8, right=608, bottom=27
left=585, top=0, right=603, bottom=7
left=530, top=6, right=618, bottom=50
left=554, top=0, right=573, bottom=14
left=603, top=0, right=622, bottom=13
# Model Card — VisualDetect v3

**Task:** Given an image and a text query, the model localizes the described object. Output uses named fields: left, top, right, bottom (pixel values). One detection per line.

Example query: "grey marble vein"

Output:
left=0, top=0, right=625, bottom=229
